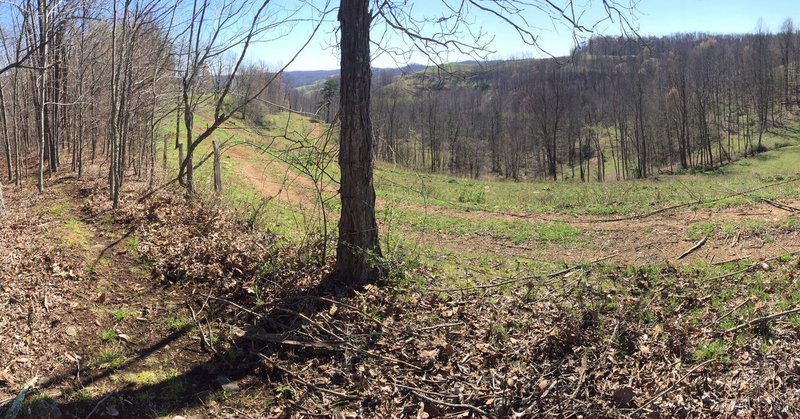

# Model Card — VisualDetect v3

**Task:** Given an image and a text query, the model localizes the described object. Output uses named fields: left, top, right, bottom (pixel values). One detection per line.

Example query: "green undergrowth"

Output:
left=411, top=251, right=800, bottom=352
left=166, top=110, right=800, bottom=227
left=684, top=216, right=792, bottom=242
left=380, top=206, right=580, bottom=245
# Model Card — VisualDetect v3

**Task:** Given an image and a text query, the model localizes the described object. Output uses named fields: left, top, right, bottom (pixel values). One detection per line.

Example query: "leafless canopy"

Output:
left=368, top=0, right=639, bottom=66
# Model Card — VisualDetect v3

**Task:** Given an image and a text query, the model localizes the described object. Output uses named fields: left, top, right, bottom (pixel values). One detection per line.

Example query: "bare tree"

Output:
left=176, top=0, right=323, bottom=194
left=334, top=0, right=637, bottom=282
left=780, top=18, right=794, bottom=109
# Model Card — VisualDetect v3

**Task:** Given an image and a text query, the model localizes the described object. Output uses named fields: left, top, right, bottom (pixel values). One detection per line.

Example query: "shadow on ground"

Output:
left=45, top=274, right=358, bottom=418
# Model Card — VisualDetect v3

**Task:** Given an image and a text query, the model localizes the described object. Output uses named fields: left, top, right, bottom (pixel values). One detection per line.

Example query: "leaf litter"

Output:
left=1, top=175, right=800, bottom=417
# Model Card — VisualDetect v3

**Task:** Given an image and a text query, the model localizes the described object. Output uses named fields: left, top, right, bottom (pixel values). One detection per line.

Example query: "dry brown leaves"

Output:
left=4, top=176, right=800, bottom=418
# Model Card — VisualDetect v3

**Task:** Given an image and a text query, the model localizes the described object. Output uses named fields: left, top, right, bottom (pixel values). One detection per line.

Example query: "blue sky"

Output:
left=255, top=0, right=800, bottom=71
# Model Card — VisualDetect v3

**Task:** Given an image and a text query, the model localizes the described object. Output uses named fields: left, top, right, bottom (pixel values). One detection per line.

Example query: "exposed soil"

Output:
left=396, top=199, right=800, bottom=266
left=194, top=112, right=331, bottom=209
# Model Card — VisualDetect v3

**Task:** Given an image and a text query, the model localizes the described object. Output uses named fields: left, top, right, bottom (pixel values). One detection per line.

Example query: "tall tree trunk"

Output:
left=0, top=180, right=4, bottom=217
left=335, top=0, right=382, bottom=283
left=0, top=83, right=12, bottom=181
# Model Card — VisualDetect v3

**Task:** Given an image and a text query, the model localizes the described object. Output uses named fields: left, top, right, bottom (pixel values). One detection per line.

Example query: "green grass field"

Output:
left=157, top=108, right=800, bottom=287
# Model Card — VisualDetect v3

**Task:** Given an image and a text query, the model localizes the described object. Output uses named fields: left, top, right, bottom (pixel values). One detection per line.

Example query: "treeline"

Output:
left=0, top=0, right=292, bottom=206
left=359, top=27, right=800, bottom=181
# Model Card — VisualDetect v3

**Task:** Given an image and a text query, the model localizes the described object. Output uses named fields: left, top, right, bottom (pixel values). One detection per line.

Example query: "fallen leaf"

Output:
left=65, top=326, right=77, bottom=337
left=538, top=379, right=550, bottom=392
left=613, top=386, right=636, bottom=408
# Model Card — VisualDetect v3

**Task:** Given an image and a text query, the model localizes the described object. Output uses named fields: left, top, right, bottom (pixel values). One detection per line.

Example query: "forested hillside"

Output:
left=294, top=31, right=800, bottom=182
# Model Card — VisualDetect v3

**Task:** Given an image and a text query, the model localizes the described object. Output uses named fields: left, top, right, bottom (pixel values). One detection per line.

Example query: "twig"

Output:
left=714, top=298, right=751, bottom=324
left=410, top=389, right=497, bottom=419
left=189, top=304, right=217, bottom=354
left=629, top=360, right=714, bottom=416
left=761, top=198, right=800, bottom=213
left=426, top=253, right=619, bottom=293
left=84, top=393, right=112, bottom=419
left=677, top=236, right=707, bottom=260
left=273, top=306, right=346, bottom=342
left=242, top=329, right=339, bottom=350
left=419, top=322, right=464, bottom=331
left=711, top=255, right=751, bottom=266
left=346, top=344, right=422, bottom=371
left=707, top=250, right=800, bottom=281
left=209, top=296, right=263, bottom=319
left=425, top=274, right=535, bottom=293
left=724, top=307, right=800, bottom=334
left=259, top=355, right=357, bottom=400
left=315, top=296, right=391, bottom=331
left=547, top=253, right=620, bottom=277
left=391, top=380, right=477, bottom=400
left=598, top=177, right=800, bottom=223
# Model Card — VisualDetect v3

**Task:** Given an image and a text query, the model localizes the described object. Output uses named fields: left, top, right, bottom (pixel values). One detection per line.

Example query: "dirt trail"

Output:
left=198, top=114, right=800, bottom=267
left=194, top=113, right=329, bottom=208
left=0, top=176, right=219, bottom=416
left=226, top=142, right=319, bottom=206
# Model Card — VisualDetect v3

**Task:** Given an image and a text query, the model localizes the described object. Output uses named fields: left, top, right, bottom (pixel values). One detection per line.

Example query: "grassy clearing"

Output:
left=376, top=149, right=800, bottom=217
left=165, top=108, right=800, bottom=223
left=381, top=206, right=580, bottom=245
left=155, top=108, right=800, bottom=289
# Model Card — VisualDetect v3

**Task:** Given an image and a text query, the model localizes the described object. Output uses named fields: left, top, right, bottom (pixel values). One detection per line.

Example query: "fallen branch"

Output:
left=346, top=344, right=422, bottom=371
left=629, top=360, right=714, bottom=416
left=189, top=304, right=217, bottom=354
left=259, top=355, right=357, bottom=400
left=724, top=306, right=800, bottom=334
left=714, top=298, right=751, bottom=324
left=3, top=377, right=38, bottom=419
left=418, top=322, right=464, bottom=331
left=708, top=250, right=800, bottom=281
left=598, top=177, right=800, bottom=223
left=315, top=296, right=392, bottom=331
left=711, top=255, right=751, bottom=266
left=241, top=328, right=340, bottom=350
left=547, top=253, right=620, bottom=277
left=761, top=198, right=800, bottom=213
left=84, top=393, right=112, bottom=419
left=410, top=389, right=497, bottom=419
left=210, top=296, right=263, bottom=319
left=677, top=236, right=707, bottom=260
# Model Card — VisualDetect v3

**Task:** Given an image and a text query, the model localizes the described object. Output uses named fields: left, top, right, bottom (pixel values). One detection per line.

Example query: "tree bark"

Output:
left=335, top=0, right=382, bottom=283
left=213, top=140, right=221, bottom=193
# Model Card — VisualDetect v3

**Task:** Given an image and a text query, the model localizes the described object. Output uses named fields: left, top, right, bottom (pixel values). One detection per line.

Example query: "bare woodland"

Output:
left=4, top=0, right=800, bottom=417
left=292, top=28, right=800, bottom=182
left=0, top=0, right=642, bottom=280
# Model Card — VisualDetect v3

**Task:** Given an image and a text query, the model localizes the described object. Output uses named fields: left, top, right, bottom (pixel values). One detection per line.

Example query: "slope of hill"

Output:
left=3, top=110, right=800, bottom=417
left=284, top=63, right=427, bottom=88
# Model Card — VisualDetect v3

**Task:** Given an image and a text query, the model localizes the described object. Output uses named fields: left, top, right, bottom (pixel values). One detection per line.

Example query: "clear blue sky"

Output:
left=256, top=0, right=800, bottom=71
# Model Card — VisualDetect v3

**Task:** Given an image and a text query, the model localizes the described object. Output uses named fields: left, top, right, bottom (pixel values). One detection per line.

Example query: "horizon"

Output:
left=257, top=0, right=800, bottom=72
